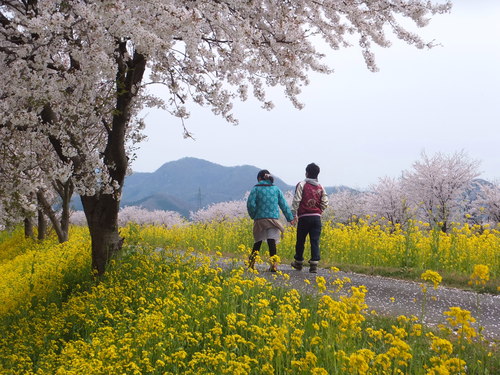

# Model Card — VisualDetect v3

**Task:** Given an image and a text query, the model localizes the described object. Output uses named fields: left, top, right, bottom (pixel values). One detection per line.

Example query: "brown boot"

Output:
left=248, top=250, right=258, bottom=270
left=309, top=261, right=318, bottom=273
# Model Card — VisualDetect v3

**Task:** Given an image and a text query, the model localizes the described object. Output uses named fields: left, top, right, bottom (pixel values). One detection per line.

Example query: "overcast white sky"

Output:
left=131, top=0, right=500, bottom=189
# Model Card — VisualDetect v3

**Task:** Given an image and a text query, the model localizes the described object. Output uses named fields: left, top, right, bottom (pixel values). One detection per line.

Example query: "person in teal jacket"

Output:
left=247, top=169, right=295, bottom=272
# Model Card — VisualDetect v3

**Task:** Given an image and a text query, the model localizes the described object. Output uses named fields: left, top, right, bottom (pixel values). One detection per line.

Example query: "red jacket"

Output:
left=292, top=180, right=329, bottom=217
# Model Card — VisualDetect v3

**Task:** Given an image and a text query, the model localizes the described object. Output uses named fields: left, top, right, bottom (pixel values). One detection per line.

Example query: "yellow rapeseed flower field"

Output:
left=142, top=218, right=500, bottom=279
left=0, top=223, right=498, bottom=374
left=0, top=227, right=91, bottom=319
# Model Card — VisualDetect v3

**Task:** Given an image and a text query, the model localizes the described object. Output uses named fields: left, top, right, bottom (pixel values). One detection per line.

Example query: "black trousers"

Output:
left=294, top=216, right=322, bottom=262
left=252, top=239, right=277, bottom=257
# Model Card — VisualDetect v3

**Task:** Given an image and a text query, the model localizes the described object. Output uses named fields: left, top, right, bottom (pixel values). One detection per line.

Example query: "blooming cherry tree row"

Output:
left=70, top=206, right=185, bottom=228
left=326, top=152, right=492, bottom=231
left=1, top=0, right=451, bottom=273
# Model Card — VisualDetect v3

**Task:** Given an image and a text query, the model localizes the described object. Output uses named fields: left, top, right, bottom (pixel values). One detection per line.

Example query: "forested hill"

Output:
left=120, top=157, right=349, bottom=216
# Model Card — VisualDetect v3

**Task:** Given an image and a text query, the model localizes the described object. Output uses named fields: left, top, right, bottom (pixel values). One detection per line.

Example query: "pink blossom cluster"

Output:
left=326, top=151, right=498, bottom=230
left=0, top=0, right=452, bottom=221
left=70, top=206, right=186, bottom=227
left=324, top=190, right=369, bottom=224
left=472, top=181, right=500, bottom=224
left=68, top=211, right=88, bottom=227
left=118, top=206, right=186, bottom=227
left=189, top=200, right=248, bottom=223
left=0, top=0, right=454, bottom=265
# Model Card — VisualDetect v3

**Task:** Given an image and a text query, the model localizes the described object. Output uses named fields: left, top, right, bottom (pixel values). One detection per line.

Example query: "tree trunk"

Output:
left=60, top=180, right=72, bottom=240
left=52, top=179, right=74, bottom=242
left=440, top=205, right=448, bottom=233
left=37, top=189, right=68, bottom=243
left=24, top=217, right=34, bottom=238
left=81, top=194, right=123, bottom=276
left=441, top=221, right=448, bottom=233
left=37, top=210, right=46, bottom=240
left=43, top=45, right=146, bottom=275
left=78, top=46, right=146, bottom=275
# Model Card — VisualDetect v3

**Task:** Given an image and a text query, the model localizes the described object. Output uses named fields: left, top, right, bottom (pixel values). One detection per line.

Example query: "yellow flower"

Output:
left=374, top=353, right=391, bottom=371
left=172, top=350, right=188, bottom=361
left=444, top=357, right=466, bottom=373
left=311, top=368, right=328, bottom=375
left=291, top=351, right=318, bottom=371
left=347, top=349, right=374, bottom=375
left=429, top=335, right=453, bottom=355
left=411, top=324, right=423, bottom=337
left=426, top=364, right=450, bottom=375
left=421, top=270, right=442, bottom=289
left=310, top=336, right=322, bottom=346
left=469, top=264, right=490, bottom=287
left=316, top=276, right=327, bottom=293
left=261, top=364, right=274, bottom=375
left=443, top=307, right=477, bottom=342
left=397, top=315, right=409, bottom=323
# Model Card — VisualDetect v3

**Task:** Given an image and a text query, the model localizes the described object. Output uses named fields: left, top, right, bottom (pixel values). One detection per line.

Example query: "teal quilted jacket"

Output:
left=247, top=181, right=294, bottom=222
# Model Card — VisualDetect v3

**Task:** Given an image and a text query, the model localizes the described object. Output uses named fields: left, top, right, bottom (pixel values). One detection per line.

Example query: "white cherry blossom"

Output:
left=1, top=0, right=452, bottom=273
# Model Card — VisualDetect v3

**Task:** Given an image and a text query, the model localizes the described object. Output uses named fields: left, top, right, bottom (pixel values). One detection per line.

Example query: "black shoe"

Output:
left=309, top=262, right=318, bottom=273
left=291, top=260, right=303, bottom=270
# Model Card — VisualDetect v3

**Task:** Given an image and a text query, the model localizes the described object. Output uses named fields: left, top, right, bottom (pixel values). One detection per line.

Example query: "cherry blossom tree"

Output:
left=68, top=210, right=87, bottom=227
left=0, top=132, right=42, bottom=236
left=70, top=206, right=185, bottom=227
left=402, top=151, right=480, bottom=232
left=118, top=206, right=185, bottom=227
left=473, top=181, right=500, bottom=225
left=190, top=200, right=248, bottom=223
left=0, top=127, right=74, bottom=241
left=366, top=176, right=414, bottom=228
left=325, top=190, right=369, bottom=224
left=1, top=0, right=451, bottom=274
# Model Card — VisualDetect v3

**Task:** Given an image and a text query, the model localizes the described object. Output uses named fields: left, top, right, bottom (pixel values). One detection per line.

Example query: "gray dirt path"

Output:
left=220, top=259, right=500, bottom=341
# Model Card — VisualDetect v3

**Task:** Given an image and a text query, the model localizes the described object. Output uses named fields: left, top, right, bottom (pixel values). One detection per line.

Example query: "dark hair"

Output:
left=306, top=163, right=320, bottom=179
left=257, top=169, right=274, bottom=183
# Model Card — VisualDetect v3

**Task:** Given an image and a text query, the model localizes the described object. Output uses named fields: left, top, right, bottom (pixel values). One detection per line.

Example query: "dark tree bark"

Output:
left=24, top=217, right=34, bottom=238
left=81, top=194, right=123, bottom=275
left=37, top=209, right=46, bottom=240
left=37, top=187, right=69, bottom=243
left=80, top=46, right=146, bottom=275
left=52, top=179, right=74, bottom=242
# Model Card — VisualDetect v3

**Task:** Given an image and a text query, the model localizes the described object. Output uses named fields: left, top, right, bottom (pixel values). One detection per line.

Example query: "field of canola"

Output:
left=0, top=222, right=499, bottom=374
left=132, top=218, right=500, bottom=280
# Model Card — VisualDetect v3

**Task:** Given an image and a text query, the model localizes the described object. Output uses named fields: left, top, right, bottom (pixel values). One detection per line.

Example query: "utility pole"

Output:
left=197, top=187, right=202, bottom=210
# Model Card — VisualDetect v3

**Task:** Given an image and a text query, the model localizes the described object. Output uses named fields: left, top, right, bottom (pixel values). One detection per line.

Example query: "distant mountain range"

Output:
left=70, top=157, right=491, bottom=217
left=120, top=157, right=352, bottom=217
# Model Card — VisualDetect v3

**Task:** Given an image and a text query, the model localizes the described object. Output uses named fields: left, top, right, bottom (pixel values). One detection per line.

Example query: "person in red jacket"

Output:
left=291, top=163, right=329, bottom=273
